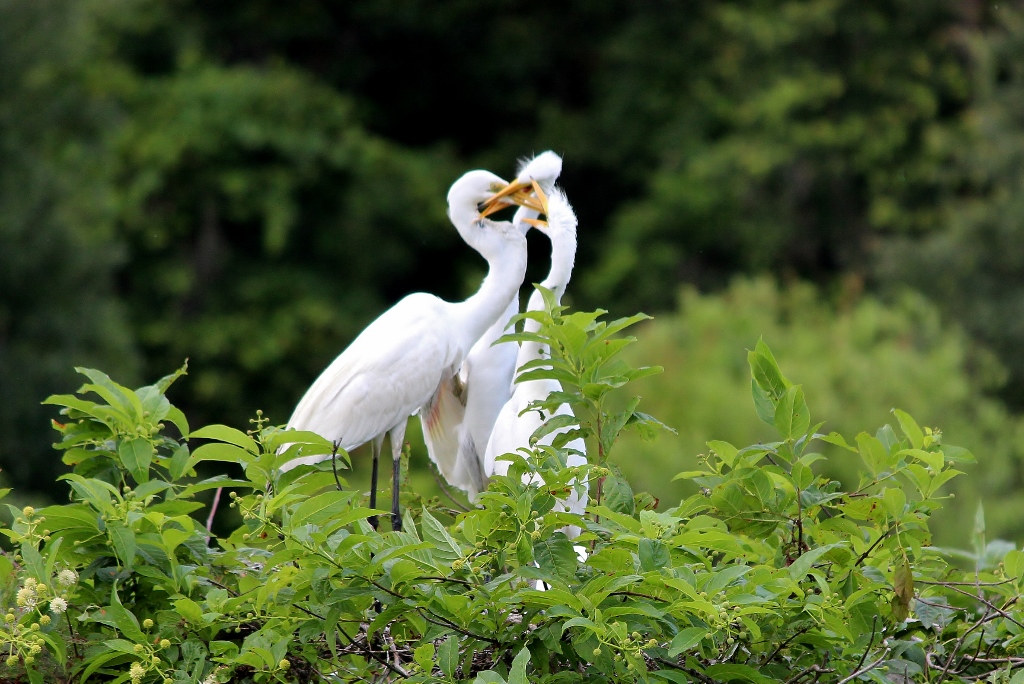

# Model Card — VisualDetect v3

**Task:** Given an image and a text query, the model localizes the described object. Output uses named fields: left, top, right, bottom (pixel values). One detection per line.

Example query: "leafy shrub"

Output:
left=616, top=278, right=1024, bottom=544
left=0, top=302, right=1022, bottom=683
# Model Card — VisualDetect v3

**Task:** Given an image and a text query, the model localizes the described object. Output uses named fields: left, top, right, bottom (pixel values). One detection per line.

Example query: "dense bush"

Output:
left=617, top=278, right=1024, bottom=545
left=1, top=302, right=1022, bottom=683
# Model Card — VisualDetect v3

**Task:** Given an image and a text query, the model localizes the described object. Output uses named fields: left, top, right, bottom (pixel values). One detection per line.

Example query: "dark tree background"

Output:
left=3, top=0, right=1024, bottom=515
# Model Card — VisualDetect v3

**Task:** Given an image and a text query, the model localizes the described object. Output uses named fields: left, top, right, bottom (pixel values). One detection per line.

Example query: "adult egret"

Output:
left=433, top=152, right=564, bottom=500
left=282, top=170, right=534, bottom=531
left=483, top=187, right=588, bottom=538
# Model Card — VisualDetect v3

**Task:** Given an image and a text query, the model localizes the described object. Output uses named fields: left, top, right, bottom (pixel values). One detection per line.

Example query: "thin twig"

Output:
left=761, top=624, right=814, bottom=666
left=331, top=441, right=344, bottom=492
left=936, top=608, right=993, bottom=684
left=65, top=610, right=80, bottom=659
left=924, top=584, right=1024, bottom=629
left=851, top=527, right=893, bottom=568
left=335, top=624, right=409, bottom=678
left=430, top=465, right=470, bottom=512
left=654, top=658, right=715, bottom=684
left=836, top=650, right=891, bottom=684
left=418, top=609, right=500, bottom=645
left=853, top=616, right=879, bottom=673
left=917, top=578, right=1014, bottom=587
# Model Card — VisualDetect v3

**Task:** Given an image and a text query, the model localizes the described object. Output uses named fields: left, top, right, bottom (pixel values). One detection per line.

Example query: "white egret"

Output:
left=282, top=169, right=534, bottom=531
left=434, top=151, right=564, bottom=500
left=483, top=187, right=588, bottom=539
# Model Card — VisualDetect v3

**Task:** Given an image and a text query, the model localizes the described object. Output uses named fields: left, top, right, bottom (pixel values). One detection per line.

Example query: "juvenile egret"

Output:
left=282, top=170, right=533, bottom=531
left=483, top=187, right=588, bottom=538
left=432, top=152, right=564, bottom=500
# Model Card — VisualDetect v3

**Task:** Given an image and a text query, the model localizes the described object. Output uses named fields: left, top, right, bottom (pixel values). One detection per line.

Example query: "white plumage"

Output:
left=282, top=170, right=529, bottom=531
left=483, top=187, right=588, bottom=538
left=436, top=151, right=565, bottom=500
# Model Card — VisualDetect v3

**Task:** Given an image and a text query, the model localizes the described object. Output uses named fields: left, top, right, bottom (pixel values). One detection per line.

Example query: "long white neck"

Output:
left=450, top=221, right=528, bottom=355
left=516, top=228, right=577, bottom=369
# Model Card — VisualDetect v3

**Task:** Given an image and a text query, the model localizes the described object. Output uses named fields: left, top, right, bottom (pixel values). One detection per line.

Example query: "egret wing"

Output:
left=286, top=295, right=458, bottom=456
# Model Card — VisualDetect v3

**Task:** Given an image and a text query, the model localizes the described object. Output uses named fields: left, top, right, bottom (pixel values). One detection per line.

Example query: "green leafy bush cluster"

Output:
left=1, top=303, right=1023, bottom=683
left=617, top=278, right=1024, bottom=545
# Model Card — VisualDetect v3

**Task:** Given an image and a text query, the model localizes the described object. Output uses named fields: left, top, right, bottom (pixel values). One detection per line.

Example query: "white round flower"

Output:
left=57, top=569, right=78, bottom=586
left=48, top=597, right=67, bottom=614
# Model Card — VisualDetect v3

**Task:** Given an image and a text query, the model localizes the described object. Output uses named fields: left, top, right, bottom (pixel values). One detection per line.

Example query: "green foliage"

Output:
left=1, top=307, right=1023, bottom=683
left=6, top=0, right=1024, bottom=517
left=0, top=0, right=140, bottom=490
left=878, top=5, right=1024, bottom=410
left=616, top=278, right=1024, bottom=545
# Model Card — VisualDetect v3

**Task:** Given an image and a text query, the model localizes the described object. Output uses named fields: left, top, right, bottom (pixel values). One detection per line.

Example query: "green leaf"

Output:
left=184, top=442, right=251, bottom=472
left=517, top=533, right=534, bottom=566
left=704, top=664, right=774, bottom=684
left=667, top=627, right=708, bottom=656
left=20, top=540, right=45, bottom=581
left=856, top=433, right=887, bottom=477
left=103, top=582, right=146, bottom=642
left=748, top=344, right=788, bottom=402
left=940, top=444, right=976, bottom=463
left=118, top=438, right=153, bottom=484
left=290, top=490, right=356, bottom=528
left=421, top=508, right=463, bottom=564
left=168, top=444, right=191, bottom=480
left=751, top=380, right=776, bottom=425
left=107, top=522, right=137, bottom=571
left=78, top=650, right=124, bottom=683
left=818, top=431, right=857, bottom=452
left=1004, top=549, right=1024, bottom=582
left=413, top=643, right=435, bottom=673
left=534, top=533, right=579, bottom=582
left=706, top=564, right=752, bottom=594
left=892, top=552, right=914, bottom=622
left=774, top=385, right=810, bottom=440
left=602, top=472, right=635, bottom=515
left=190, top=424, right=260, bottom=454
left=165, top=406, right=190, bottom=438
left=639, top=538, right=670, bottom=572
left=789, top=543, right=846, bottom=581
left=892, top=409, right=924, bottom=449
left=708, top=440, right=738, bottom=467
left=508, top=647, right=531, bottom=684
left=175, top=597, right=204, bottom=624
left=77, top=367, right=144, bottom=419
left=439, top=635, right=459, bottom=679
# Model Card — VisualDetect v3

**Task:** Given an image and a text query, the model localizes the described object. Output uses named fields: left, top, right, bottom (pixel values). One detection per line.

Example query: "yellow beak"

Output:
left=477, top=178, right=550, bottom=220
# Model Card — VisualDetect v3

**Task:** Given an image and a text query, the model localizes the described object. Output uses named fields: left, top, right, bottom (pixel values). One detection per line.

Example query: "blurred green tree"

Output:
left=0, top=0, right=139, bottom=489
left=879, top=6, right=1024, bottom=410
left=4, top=0, right=1023, bottom=518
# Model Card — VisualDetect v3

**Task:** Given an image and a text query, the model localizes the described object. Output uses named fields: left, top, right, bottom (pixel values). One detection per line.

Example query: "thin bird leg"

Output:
left=368, top=433, right=385, bottom=530
left=389, top=421, right=408, bottom=532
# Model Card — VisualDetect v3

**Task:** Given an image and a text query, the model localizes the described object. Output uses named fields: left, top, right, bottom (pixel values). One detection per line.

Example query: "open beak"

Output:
left=478, top=179, right=548, bottom=219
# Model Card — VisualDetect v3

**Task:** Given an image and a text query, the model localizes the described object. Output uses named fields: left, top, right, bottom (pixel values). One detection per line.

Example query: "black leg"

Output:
left=386, top=422, right=408, bottom=532
left=391, top=455, right=402, bottom=532
left=368, top=437, right=381, bottom=530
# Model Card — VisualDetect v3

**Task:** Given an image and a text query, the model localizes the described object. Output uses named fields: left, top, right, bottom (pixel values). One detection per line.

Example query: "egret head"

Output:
left=474, top=154, right=561, bottom=221
left=533, top=187, right=576, bottom=239
left=515, top=151, right=562, bottom=191
left=446, top=170, right=510, bottom=210
left=509, top=151, right=563, bottom=232
left=446, top=170, right=530, bottom=257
